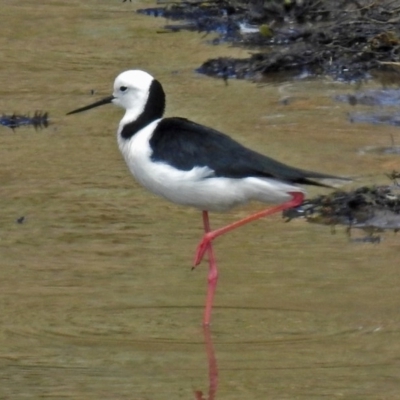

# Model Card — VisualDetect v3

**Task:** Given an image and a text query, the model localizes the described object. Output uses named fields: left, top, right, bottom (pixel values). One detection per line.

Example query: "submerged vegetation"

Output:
left=284, top=173, right=400, bottom=241
left=138, top=0, right=400, bottom=81
left=0, top=112, right=49, bottom=131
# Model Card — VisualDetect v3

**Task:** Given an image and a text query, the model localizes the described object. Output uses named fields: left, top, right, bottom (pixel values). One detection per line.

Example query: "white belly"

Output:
left=117, top=121, right=304, bottom=212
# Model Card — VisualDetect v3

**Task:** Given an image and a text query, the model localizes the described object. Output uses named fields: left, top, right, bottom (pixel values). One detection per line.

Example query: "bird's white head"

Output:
left=111, top=70, right=154, bottom=112
left=66, top=69, right=165, bottom=126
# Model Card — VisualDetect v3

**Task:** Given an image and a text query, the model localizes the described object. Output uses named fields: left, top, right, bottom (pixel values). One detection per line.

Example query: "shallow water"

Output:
left=1, top=1, right=400, bottom=399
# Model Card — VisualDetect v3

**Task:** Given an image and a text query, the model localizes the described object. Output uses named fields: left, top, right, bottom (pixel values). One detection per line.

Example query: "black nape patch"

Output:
left=120, top=79, right=166, bottom=139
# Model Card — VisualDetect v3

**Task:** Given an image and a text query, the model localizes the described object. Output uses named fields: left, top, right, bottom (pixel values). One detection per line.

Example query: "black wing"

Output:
left=150, top=117, right=341, bottom=187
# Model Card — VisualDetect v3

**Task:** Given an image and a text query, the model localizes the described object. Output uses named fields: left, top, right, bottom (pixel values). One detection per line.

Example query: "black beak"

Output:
left=66, top=95, right=115, bottom=115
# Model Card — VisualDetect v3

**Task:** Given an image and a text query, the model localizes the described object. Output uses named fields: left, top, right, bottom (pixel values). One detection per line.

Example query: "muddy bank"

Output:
left=138, top=0, right=400, bottom=82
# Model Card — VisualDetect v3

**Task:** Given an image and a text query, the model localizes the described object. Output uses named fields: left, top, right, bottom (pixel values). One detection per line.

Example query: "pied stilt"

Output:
left=67, top=70, right=345, bottom=325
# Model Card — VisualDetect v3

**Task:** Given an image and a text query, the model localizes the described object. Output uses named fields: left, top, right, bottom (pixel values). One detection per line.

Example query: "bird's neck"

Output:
left=119, top=79, right=166, bottom=140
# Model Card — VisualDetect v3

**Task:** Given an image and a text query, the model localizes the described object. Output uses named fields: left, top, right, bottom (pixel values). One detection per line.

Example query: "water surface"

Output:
left=1, top=1, right=400, bottom=399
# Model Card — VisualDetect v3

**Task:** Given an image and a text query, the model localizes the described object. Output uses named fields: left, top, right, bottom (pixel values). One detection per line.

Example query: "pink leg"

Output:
left=202, top=210, right=218, bottom=326
left=203, top=326, right=218, bottom=399
left=194, top=326, right=218, bottom=400
left=194, top=191, right=304, bottom=266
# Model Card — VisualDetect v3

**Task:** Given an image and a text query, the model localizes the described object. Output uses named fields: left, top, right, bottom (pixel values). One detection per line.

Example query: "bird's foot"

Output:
left=193, top=232, right=214, bottom=267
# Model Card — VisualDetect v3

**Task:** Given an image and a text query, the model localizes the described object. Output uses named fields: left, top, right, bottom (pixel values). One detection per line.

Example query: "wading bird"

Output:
left=67, top=70, right=343, bottom=325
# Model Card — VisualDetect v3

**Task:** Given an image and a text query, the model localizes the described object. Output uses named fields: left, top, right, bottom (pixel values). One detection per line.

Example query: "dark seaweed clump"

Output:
left=0, top=112, right=49, bottom=131
left=284, top=173, right=400, bottom=241
left=138, top=0, right=400, bottom=82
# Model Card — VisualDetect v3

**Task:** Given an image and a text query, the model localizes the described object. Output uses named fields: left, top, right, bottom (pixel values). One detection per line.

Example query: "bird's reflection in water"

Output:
left=194, top=327, right=218, bottom=400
